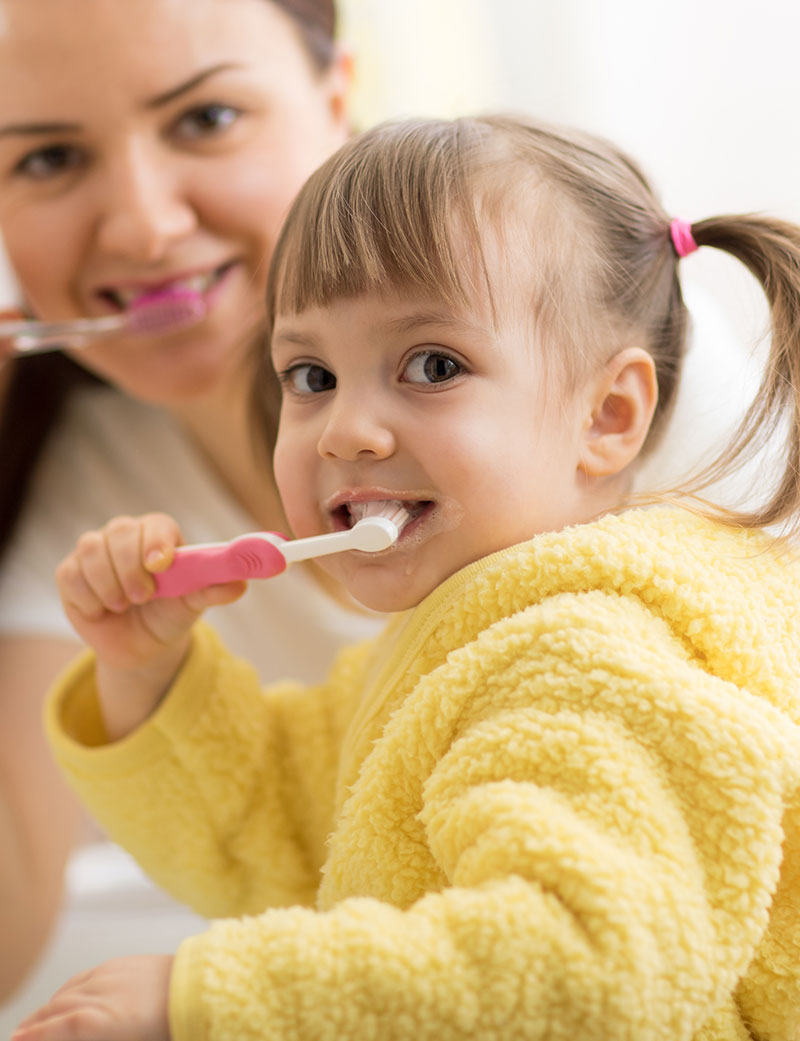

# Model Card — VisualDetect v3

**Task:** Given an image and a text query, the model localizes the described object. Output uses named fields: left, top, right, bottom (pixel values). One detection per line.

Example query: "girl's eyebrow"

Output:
left=0, top=62, right=245, bottom=137
left=273, top=310, right=486, bottom=350
left=272, top=330, right=319, bottom=352
left=384, top=310, right=485, bottom=337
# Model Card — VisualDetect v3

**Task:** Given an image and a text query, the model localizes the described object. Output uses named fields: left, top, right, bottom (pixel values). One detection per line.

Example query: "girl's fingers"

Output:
left=103, top=516, right=155, bottom=605
left=73, top=526, right=130, bottom=612
left=183, top=579, right=248, bottom=613
left=56, top=512, right=194, bottom=623
left=56, top=541, right=121, bottom=619
left=68, top=514, right=183, bottom=611
left=15, top=1006, right=109, bottom=1041
left=13, top=972, right=96, bottom=1036
left=140, top=512, right=184, bottom=574
left=56, top=557, right=108, bottom=621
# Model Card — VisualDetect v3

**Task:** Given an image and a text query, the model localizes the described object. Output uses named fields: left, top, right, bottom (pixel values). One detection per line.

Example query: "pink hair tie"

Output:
left=669, top=218, right=698, bottom=258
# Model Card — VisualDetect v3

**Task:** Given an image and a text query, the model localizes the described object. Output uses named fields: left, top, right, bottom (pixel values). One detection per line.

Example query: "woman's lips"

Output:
left=95, top=260, right=236, bottom=312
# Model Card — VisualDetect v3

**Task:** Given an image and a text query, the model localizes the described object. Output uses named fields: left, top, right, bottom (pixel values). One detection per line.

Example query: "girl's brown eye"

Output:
left=404, top=351, right=462, bottom=385
left=281, top=363, right=336, bottom=394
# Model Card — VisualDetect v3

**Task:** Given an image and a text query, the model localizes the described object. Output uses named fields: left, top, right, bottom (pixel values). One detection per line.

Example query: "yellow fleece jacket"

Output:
left=47, top=507, right=800, bottom=1041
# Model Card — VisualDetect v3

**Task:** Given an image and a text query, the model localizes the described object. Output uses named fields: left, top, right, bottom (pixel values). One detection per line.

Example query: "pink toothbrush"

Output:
left=0, top=288, right=206, bottom=355
left=152, top=505, right=410, bottom=599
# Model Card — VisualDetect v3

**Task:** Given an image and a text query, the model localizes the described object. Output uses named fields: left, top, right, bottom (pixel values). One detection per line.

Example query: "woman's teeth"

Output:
left=104, top=267, right=228, bottom=309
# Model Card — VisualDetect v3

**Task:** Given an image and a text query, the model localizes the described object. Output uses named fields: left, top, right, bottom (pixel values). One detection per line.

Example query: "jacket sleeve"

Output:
left=46, top=622, right=374, bottom=916
left=167, top=590, right=800, bottom=1041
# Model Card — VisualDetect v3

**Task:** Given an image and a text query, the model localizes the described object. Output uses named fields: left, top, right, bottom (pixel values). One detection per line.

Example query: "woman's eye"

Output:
left=173, top=103, right=241, bottom=140
left=281, top=363, right=336, bottom=395
left=403, top=351, right=463, bottom=385
left=14, top=144, right=84, bottom=181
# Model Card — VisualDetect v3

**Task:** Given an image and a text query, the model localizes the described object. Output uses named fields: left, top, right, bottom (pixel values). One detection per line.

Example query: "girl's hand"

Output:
left=12, top=955, right=174, bottom=1041
left=56, top=513, right=243, bottom=668
left=56, top=512, right=245, bottom=738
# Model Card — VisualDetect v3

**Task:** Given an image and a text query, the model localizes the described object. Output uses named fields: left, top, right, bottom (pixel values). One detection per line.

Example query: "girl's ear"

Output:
left=578, top=347, right=658, bottom=478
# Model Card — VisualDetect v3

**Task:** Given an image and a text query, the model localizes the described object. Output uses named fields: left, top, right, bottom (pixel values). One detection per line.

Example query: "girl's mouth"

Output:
left=331, top=498, right=433, bottom=537
left=97, top=260, right=236, bottom=311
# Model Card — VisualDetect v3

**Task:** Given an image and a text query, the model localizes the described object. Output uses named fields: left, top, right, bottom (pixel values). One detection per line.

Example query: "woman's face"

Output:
left=0, top=0, right=350, bottom=402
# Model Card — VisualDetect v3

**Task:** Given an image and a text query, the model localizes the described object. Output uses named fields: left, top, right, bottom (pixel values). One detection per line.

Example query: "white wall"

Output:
left=487, top=0, right=800, bottom=348
left=493, top=0, right=800, bottom=218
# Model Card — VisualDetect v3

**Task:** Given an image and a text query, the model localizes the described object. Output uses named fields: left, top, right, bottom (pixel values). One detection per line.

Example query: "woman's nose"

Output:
left=95, top=141, right=196, bottom=262
left=317, top=394, right=396, bottom=461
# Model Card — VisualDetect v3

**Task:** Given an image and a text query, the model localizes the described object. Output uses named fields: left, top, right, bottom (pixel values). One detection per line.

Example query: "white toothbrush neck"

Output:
left=279, top=517, right=396, bottom=564
left=280, top=528, right=365, bottom=564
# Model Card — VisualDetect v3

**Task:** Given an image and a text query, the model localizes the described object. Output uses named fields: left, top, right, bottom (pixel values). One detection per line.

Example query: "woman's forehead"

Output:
left=0, top=0, right=301, bottom=109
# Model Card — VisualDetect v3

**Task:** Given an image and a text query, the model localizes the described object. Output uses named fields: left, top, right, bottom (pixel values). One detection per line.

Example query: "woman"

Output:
left=0, top=0, right=379, bottom=1012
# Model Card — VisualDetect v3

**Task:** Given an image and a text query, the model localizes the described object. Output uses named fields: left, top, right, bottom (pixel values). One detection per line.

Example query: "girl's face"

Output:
left=0, top=0, right=350, bottom=403
left=272, top=288, right=600, bottom=613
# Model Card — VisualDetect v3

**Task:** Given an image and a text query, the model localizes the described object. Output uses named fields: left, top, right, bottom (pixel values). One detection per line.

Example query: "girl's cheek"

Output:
left=272, top=438, right=298, bottom=501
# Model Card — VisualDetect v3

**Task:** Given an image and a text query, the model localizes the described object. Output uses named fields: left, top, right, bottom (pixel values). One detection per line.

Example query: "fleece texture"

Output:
left=47, top=507, right=800, bottom=1041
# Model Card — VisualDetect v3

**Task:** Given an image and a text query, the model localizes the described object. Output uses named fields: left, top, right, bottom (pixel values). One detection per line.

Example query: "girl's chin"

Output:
left=339, top=566, right=438, bottom=615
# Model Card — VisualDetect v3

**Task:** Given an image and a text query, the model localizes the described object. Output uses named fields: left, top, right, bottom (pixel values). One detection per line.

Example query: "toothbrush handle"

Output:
left=0, top=315, right=124, bottom=354
left=152, top=535, right=288, bottom=599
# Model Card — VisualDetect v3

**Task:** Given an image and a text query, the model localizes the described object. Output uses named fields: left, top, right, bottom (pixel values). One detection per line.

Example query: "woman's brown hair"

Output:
left=259, top=114, right=800, bottom=537
left=271, top=0, right=337, bottom=69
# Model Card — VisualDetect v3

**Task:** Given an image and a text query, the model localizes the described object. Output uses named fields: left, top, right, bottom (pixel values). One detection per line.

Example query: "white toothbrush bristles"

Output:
left=353, top=501, right=411, bottom=548
left=278, top=503, right=410, bottom=564
left=351, top=508, right=409, bottom=551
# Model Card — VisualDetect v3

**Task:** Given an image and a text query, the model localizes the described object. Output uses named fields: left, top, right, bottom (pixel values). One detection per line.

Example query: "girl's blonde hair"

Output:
left=258, top=114, right=800, bottom=536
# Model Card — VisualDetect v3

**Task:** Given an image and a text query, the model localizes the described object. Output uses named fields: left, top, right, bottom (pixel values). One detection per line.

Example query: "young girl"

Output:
left=15, top=115, right=800, bottom=1041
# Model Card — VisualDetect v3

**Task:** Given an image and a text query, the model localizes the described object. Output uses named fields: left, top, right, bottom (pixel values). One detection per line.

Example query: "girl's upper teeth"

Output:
left=347, top=500, right=424, bottom=528
left=348, top=500, right=401, bottom=524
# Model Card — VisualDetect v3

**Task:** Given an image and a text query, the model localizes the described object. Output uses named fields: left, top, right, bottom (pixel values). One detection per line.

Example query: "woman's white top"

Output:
left=0, top=386, right=385, bottom=1030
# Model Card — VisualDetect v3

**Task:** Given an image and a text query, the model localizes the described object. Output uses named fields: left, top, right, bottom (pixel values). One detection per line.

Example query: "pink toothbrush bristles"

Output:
left=126, top=288, right=206, bottom=335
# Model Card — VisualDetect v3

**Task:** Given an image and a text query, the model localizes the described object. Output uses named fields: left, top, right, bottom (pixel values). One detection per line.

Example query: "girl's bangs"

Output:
left=270, top=121, right=488, bottom=317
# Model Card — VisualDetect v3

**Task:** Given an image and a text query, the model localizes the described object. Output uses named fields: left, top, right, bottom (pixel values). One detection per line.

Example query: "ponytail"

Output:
left=687, top=214, right=800, bottom=534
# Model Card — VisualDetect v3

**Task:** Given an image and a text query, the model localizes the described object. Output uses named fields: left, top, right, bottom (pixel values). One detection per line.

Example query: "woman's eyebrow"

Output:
left=0, top=63, right=245, bottom=137
left=143, top=62, right=244, bottom=109
left=0, top=121, right=81, bottom=138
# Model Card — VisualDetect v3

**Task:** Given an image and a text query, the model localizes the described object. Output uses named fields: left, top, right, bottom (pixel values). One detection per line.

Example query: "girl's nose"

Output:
left=95, top=141, right=196, bottom=262
left=317, top=395, right=396, bottom=461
